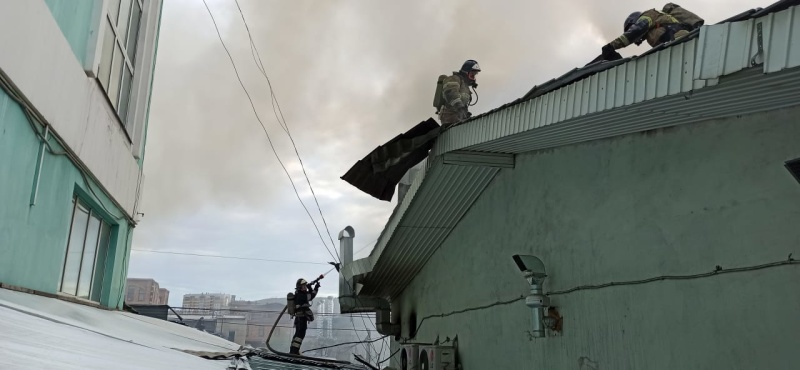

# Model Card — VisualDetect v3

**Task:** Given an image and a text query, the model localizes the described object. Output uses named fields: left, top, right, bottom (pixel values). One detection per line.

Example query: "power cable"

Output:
left=169, top=306, right=372, bottom=316
left=377, top=348, right=401, bottom=366
left=232, top=0, right=340, bottom=261
left=404, top=255, right=798, bottom=340
left=304, top=335, right=388, bottom=352
left=547, top=254, right=797, bottom=296
left=200, top=0, right=338, bottom=263
left=131, top=249, right=329, bottom=265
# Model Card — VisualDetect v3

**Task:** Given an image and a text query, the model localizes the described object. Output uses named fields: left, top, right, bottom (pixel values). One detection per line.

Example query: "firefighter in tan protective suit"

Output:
left=602, top=3, right=704, bottom=54
left=436, top=60, right=480, bottom=128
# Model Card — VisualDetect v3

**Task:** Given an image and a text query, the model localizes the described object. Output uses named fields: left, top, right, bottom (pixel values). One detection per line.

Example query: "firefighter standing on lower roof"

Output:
left=602, top=3, right=704, bottom=55
left=289, top=276, right=321, bottom=355
left=437, top=60, right=480, bottom=127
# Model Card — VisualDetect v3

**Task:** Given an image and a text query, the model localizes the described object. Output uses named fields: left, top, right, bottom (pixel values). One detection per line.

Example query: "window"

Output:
left=138, top=290, right=145, bottom=301
left=126, top=288, right=134, bottom=301
left=258, top=326, right=265, bottom=336
left=98, top=0, right=143, bottom=128
left=61, top=198, right=112, bottom=302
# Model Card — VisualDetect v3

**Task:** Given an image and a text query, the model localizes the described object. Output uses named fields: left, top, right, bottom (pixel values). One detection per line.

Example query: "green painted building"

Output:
left=1, top=0, right=163, bottom=309
left=340, top=3, right=800, bottom=369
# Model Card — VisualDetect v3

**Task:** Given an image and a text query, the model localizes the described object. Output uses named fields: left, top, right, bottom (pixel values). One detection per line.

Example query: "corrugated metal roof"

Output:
left=354, top=153, right=512, bottom=298
left=352, top=2, right=800, bottom=300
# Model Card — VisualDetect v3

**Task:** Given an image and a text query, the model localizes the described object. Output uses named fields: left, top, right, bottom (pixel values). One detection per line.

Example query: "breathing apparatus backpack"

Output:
left=286, top=292, right=296, bottom=317
left=432, top=74, right=447, bottom=114
left=662, top=3, right=705, bottom=29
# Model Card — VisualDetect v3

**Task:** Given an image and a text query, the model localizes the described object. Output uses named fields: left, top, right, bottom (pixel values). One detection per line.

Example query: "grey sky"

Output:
left=130, top=0, right=773, bottom=306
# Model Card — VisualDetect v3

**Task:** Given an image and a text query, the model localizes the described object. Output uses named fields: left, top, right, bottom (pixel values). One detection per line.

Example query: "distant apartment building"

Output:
left=315, top=296, right=338, bottom=339
left=125, top=278, right=168, bottom=305
left=182, top=293, right=233, bottom=315
left=229, top=299, right=291, bottom=348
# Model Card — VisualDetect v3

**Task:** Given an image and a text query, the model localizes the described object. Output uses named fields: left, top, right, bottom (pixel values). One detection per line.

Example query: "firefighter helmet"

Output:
left=624, top=11, right=642, bottom=32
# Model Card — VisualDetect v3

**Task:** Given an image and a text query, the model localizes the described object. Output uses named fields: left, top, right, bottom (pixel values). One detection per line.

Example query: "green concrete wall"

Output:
left=0, top=88, right=132, bottom=309
left=392, top=107, right=800, bottom=369
left=44, top=0, right=96, bottom=66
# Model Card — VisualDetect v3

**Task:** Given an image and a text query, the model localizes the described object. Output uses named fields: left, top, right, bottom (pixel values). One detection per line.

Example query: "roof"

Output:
left=347, top=0, right=800, bottom=299
left=0, top=288, right=365, bottom=370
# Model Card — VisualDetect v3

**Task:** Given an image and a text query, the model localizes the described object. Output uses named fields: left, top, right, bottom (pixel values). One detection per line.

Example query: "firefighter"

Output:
left=602, top=4, right=704, bottom=55
left=289, top=277, right=320, bottom=355
left=437, top=60, right=480, bottom=127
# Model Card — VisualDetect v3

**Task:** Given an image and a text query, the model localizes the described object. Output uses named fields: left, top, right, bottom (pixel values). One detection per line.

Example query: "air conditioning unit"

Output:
left=400, top=344, right=420, bottom=370
left=419, top=345, right=455, bottom=370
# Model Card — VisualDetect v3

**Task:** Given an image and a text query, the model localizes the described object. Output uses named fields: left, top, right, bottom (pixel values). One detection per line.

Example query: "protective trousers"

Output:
left=289, top=317, right=308, bottom=354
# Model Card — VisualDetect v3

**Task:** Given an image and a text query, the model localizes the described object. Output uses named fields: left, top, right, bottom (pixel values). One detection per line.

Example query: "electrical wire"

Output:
left=1, top=69, right=136, bottom=225
left=303, top=335, right=388, bottom=352
left=197, top=320, right=377, bottom=332
left=547, top=255, right=797, bottom=296
left=200, top=0, right=338, bottom=263
left=131, top=249, right=329, bottom=265
left=404, top=255, right=798, bottom=340
left=377, top=347, right=401, bottom=366
left=169, top=306, right=370, bottom=316
left=232, top=0, right=340, bottom=262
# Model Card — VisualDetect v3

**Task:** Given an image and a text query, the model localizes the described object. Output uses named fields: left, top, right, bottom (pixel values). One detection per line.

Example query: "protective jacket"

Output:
left=438, top=72, right=474, bottom=126
left=610, top=9, right=688, bottom=49
left=293, top=285, right=319, bottom=323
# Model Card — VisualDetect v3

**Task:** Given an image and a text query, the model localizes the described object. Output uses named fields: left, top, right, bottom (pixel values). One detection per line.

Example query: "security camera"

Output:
left=512, top=254, right=547, bottom=280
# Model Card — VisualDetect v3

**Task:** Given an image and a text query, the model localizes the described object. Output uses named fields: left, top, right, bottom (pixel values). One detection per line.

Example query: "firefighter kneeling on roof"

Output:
left=287, top=275, right=322, bottom=355
left=602, top=3, right=705, bottom=56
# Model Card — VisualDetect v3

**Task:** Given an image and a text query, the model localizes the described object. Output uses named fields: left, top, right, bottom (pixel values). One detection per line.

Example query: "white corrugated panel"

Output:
left=432, top=5, right=800, bottom=157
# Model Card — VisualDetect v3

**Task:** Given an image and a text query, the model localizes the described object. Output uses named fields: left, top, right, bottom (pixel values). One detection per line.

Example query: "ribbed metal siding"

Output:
left=361, top=162, right=500, bottom=298
left=434, top=5, right=800, bottom=157
left=434, top=39, right=699, bottom=156
left=470, top=67, right=800, bottom=153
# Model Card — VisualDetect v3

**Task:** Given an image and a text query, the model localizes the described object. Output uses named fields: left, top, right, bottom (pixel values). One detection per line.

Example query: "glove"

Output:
left=602, top=43, right=615, bottom=56
left=314, top=282, right=321, bottom=290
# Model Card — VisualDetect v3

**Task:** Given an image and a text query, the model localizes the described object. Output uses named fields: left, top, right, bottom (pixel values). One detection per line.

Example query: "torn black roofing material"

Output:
left=340, top=118, right=440, bottom=201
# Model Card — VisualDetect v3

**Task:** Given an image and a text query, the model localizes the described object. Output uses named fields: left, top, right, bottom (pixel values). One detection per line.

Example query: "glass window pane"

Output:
left=117, top=0, right=132, bottom=41
left=118, top=67, right=133, bottom=126
left=98, top=20, right=116, bottom=91
left=76, top=215, right=101, bottom=299
left=107, top=0, right=121, bottom=25
left=62, top=202, right=90, bottom=296
left=90, top=222, right=112, bottom=302
left=126, top=1, right=141, bottom=63
left=108, top=44, right=125, bottom=108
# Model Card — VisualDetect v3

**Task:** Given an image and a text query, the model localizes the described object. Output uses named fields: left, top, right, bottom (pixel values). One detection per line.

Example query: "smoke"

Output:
left=133, top=0, right=775, bottom=302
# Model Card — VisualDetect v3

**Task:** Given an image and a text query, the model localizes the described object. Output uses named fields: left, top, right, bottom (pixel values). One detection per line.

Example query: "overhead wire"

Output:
left=226, top=4, right=382, bottom=361
left=131, top=249, right=329, bottom=265
left=208, top=3, right=383, bottom=359
left=377, top=348, right=401, bottom=366
left=200, top=0, right=338, bottom=263
left=232, top=0, right=340, bottom=261
left=304, top=335, right=389, bottom=352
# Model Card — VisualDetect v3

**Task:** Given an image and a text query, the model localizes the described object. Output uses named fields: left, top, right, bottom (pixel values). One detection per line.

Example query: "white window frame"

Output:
left=60, top=197, right=113, bottom=302
left=84, top=0, right=162, bottom=159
